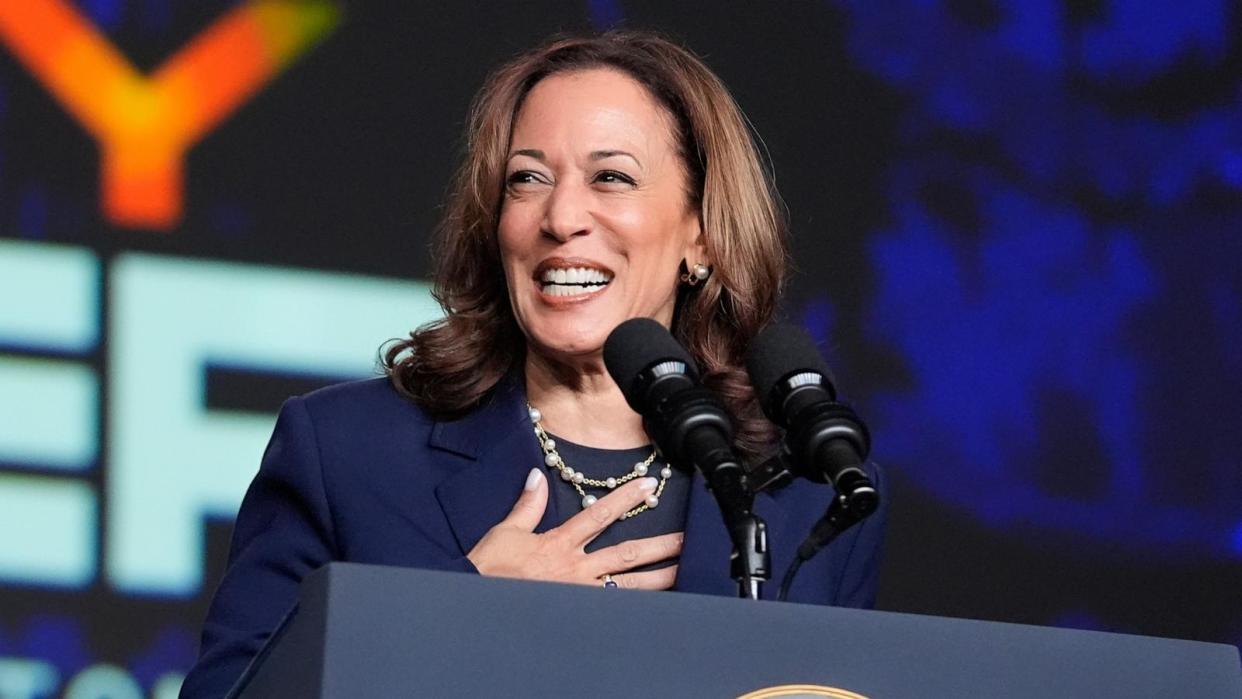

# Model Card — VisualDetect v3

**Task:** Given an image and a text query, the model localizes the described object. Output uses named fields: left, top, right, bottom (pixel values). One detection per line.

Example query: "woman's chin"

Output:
left=523, top=317, right=617, bottom=364
left=520, top=283, right=673, bottom=362
left=522, top=284, right=616, bottom=350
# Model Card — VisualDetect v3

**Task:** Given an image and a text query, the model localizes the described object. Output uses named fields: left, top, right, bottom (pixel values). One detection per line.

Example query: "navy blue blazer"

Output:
left=181, top=377, right=886, bottom=698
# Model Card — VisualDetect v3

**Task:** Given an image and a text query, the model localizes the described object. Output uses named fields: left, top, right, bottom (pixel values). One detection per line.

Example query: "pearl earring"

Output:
left=682, top=262, right=711, bottom=286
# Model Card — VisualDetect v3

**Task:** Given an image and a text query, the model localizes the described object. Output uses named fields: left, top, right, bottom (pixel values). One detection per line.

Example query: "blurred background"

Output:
left=1, top=1, right=1240, bottom=695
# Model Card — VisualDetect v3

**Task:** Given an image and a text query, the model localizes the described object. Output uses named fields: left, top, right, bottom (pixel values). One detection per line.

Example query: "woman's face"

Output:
left=498, top=68, right=704, bottom=364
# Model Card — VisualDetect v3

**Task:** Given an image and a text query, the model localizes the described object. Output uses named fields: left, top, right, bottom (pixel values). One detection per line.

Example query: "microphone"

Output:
left=603, top=318, right=769, bottom=599
left=747, top=323, right=880, bottom=601
left=746, top=323, right=877, bottom=515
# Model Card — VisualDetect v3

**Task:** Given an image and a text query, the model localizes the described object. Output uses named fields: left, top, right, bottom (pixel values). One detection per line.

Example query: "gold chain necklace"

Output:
left=527, top=404, right=672, bottom=519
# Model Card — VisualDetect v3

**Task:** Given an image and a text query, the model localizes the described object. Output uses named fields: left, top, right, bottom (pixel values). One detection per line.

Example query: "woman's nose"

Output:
left=540, top=180, right=592, bottom=242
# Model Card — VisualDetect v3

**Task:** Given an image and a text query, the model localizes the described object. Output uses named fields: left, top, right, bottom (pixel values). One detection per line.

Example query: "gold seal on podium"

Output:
left=737, top=685, right=871, bottom=699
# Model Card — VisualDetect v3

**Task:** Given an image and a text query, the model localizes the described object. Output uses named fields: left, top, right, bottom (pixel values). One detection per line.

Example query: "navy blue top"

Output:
left=545, top=434, right=690, bottom=566
left=181, top=377, right=887, bottom=698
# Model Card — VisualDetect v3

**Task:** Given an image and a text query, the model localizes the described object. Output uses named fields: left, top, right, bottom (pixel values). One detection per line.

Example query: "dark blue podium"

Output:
left=229, top=563, right=1242, bottom=698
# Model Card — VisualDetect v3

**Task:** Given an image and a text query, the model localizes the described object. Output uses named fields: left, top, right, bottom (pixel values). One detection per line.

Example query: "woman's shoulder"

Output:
left=298, top=375, right=420, bottom=410
left=293, top=376, right=436, bottom=441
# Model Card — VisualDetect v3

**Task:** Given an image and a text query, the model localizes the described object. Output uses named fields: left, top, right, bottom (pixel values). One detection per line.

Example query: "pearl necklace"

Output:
left=527, top=404, right=672, bottom=519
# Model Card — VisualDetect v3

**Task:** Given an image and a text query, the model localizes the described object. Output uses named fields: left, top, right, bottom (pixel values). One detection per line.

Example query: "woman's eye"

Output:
left=506, top=171, right=545, bottom=186
left=595, top=170, right=636, bottom=186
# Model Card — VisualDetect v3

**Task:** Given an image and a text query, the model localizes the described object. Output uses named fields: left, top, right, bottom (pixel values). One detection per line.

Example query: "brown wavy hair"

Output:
left=384, top=30, right=788, bottom=461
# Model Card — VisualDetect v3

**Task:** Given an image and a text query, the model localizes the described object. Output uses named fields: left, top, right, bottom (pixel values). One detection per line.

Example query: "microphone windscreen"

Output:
left=603, top=318, right=697, bottom=409
left=746, top=323, right=837, bottom=417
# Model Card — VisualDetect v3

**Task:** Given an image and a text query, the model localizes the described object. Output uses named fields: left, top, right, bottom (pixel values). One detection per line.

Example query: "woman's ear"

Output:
left=678, top=218, right=712, bottom=287
left=683, top=214, right=709, bottom=270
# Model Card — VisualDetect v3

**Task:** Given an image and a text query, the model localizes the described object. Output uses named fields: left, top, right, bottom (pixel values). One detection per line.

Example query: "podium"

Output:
left=230, top=563, right=1242, bottom=698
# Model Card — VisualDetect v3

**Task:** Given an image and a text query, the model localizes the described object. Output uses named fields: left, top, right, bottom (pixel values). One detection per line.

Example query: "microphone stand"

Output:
left=702, top=463, right=770, bottom=600
left=730, top=513, right=769, bottom=600
left=649, top=384, right=772, bottom=600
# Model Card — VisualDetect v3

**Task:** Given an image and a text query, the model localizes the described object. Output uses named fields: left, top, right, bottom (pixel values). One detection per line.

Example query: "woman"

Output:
left=181, top=30, right=886, bottom=698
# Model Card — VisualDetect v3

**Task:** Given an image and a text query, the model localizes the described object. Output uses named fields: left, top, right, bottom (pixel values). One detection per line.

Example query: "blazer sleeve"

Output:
left=831, top=461, right=889, bottom=609
left=180, top=396, right=338, bottom=698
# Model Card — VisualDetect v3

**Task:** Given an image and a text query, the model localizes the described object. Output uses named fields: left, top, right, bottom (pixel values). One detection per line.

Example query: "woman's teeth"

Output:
left=540, top=267, right=612, bottom=296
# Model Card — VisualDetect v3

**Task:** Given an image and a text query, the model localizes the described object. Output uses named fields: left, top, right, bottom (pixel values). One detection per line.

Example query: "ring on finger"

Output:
left=602, top=574, right=619, bottom=589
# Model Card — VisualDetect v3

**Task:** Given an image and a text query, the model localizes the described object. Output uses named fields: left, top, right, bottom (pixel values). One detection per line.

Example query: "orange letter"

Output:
left=0, top=0, right=338, bottom=230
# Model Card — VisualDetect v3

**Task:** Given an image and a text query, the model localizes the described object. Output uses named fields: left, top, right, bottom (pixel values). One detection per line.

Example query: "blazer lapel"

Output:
left=432, top=378, right=561, bottom=555
left=673, top=470, right=734, bottom=596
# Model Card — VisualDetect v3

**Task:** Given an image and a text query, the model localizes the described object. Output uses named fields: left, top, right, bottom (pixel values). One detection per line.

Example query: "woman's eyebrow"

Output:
left=506, top=148, right=642, bottom=168
left=508, top=148, right=545, bottom=161
left=590, top=150, right=642, bottom=168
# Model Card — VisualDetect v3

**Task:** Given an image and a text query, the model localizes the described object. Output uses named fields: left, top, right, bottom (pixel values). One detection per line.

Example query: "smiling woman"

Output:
left=500, top=69, right=707, bottom=407
left=182, top=30, right=887, bottom=698
left=386, top=31, right=789, bottom=460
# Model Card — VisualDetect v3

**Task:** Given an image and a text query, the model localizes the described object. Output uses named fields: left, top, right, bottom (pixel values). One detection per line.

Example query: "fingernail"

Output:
left=638, top=477, right=658, bottom=492
left=525, top=468, right=544, bottom=491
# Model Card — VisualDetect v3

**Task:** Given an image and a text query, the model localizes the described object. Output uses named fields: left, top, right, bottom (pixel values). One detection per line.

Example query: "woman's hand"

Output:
left=467, top=468, right=683, bottom=589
